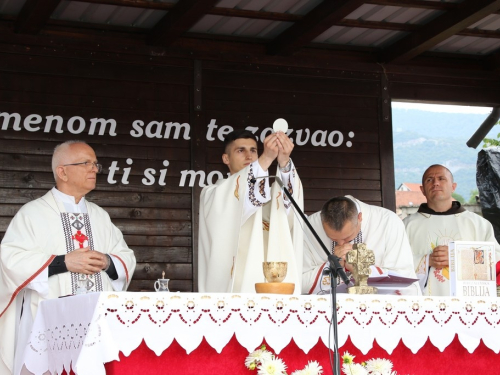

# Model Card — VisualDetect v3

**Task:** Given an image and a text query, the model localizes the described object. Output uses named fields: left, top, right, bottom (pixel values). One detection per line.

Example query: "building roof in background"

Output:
left=397, top=182, right=422, bottom=192
left=396, top=190, right=426, bottom=208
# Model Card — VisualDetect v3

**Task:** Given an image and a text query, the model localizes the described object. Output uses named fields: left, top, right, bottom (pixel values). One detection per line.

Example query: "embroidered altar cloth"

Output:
left=23, top=292, right=500, bottom=375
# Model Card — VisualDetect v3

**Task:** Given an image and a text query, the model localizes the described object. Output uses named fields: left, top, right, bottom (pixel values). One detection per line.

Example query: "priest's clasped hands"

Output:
left=334, top=243, right=355, bottom=272
left=65, top=247, right=110, bottom=274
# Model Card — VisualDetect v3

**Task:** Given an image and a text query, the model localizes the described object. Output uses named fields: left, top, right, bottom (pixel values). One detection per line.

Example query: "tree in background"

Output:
left=452, top=192, right=465, bottom=204
left=467, top=189, right=479, bottom=204
left=482, top=121, right=500, bottom=147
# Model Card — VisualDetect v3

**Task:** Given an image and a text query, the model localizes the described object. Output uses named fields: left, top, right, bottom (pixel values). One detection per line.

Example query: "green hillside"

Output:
left=392, top=108, right=499, bottom=199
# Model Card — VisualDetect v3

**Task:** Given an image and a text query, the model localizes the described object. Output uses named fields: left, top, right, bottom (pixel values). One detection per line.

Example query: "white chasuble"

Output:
left=0, top=190, right=136, bottom=374
left=198, top=163, right=303, bottom=294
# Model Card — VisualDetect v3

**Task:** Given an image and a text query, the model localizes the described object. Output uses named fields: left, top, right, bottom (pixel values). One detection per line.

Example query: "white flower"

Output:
left=257, top=357, right=287, bottom=375
left=301, top=360, right=323, bottom=375
left=245, top=349, right=274, bottom=369
left=342, top=351, right=356, bottom=365
left=290, top=370, right=304, bottom=375
left=365, top=358, right=393, bottom=375
left=342, top=363, right=368, bottom=375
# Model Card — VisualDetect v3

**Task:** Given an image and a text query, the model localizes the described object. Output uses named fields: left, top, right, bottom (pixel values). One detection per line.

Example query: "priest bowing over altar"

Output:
left=0, top=141, right=136, bottom=375
left=198, top=128, right=303, bottom=293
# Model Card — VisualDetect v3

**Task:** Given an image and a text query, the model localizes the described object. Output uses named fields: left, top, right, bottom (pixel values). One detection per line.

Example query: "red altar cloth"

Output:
left=104, top=335, right=498, bottom=375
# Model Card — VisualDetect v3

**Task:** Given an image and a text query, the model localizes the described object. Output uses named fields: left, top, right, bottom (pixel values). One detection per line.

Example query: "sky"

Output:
left=392, top=101, right=493, bottom=114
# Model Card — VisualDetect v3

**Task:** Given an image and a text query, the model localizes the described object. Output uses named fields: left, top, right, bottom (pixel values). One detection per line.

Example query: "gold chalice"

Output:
left=263, top=261, right=288, bottom=282
left=255, top=261, right=295, bottom=294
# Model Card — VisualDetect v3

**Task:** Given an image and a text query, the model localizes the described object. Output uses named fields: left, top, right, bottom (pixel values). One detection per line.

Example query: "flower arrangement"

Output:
left=341, top=351, right=402, bottom=375
left=245, top=347, right=408, bottom=375
left=245, top=345, right=323, bottom=375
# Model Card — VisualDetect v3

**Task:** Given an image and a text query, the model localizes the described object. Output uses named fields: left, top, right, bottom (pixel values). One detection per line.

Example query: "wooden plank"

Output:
left=204, top=70, right=380, bottom=97
left=266, top=0, right=366, bottom=56
left=147, top=0, right=220, bottom=46
left=209, top=7, right=301, bottom=22
left=288, top=167, right=380, bottom=180
left=0, top=71, right=190, bottom=101
left=0, top=190, right=191, bottom=209
left=337, top=19, right=419, bottom=33
left=390, top=81, right=500, bottom=107
left=366, top=0, right=456, bottom=10
left=124, top=235, right=191, bottom=247
left=190, top=62, right=207, bottom=292
left=204, top=98, right=379, bottom=119
left=15, top=0, right=61, bottom=34
left=0, top=140, right=190, bottom=161
left=0, top=52, right=193, bottom=85
left=76, top=0, right=175, bottom=11
left=0, top=128, right=191, bottom=149
left=0, top=203, right=190, bottom=220
left=132, top=262, right=192, bottom=279
left=0, top=154, right=191, bottom=177
left=207, top=151, right=380, bottom=168
left=132, top=246, right=192, bottom=263
left=0, top=171, right=190, bottom=194
left=379, top=0, right=500, bottom=63
left=378, top=77, right=396, bottom=211
left=0, top=87, right=189, bottom=113
left=0, top=216, right=190, bottom=235
left=204, top=87, right=380, bottom=108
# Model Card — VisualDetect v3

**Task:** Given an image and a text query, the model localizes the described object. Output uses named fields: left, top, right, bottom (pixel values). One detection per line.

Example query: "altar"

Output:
left=22, top=292, right=500, bottom=375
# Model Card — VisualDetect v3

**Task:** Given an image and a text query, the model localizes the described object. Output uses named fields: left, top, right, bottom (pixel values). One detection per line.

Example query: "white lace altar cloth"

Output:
left=23, top=292, right=500, bottom=375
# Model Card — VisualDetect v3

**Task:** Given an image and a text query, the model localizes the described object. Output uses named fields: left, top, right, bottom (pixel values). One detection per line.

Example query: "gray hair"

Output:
left=320, top=197, right=358, bottom=231
left=52, top=140, right=88, bottom=181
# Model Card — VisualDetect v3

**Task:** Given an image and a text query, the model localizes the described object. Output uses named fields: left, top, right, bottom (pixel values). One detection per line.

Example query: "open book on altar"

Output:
left=449, top=241, right=496, bottom=297
left=336, top=271, right=419, bottom=295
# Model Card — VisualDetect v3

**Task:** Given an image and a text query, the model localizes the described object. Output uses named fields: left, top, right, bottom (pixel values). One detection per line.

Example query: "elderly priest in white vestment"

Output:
left=0, top=140, right=136, bottom=375
left=303, top=196, right=418, bottom=294
left=198, top=129, right=303, bottom=293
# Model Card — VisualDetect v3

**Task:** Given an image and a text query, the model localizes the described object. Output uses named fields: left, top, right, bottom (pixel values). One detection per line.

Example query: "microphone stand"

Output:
left=274, top=176, right=349, bottom=375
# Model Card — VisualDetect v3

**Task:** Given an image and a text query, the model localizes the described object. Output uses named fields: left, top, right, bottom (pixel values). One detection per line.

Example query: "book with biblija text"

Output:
left=449, top=241, right=496, bottom=297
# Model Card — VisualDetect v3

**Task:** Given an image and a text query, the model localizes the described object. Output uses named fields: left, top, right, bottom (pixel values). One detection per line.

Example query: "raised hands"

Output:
left=258, top=131, right=294, bottom=171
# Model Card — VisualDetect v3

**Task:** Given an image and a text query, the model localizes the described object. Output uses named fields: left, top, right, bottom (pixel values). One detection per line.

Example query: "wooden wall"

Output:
left=1, top=33, right=500, bottom=292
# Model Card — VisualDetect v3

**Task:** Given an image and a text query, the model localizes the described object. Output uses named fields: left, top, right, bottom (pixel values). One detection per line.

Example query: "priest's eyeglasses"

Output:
left=63, top=161, right=102, bottom=173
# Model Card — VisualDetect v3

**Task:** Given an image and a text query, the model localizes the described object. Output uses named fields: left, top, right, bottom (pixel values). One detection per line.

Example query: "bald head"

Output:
left=52, top=140, right=87, bottom=181
left=421, top=164, right=454, bottom=185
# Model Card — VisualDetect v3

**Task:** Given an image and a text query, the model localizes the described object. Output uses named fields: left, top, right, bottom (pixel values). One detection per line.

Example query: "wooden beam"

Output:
left=147, top=0, right=220, bottom=46
left=15, top=0, right=62, bottom=34
left=379, top=0, right=500, bottom=64
left=366, top=0, right=457, bottom=10
left=338, top=19, right=500, bottom=39
left=337, top=19, right=419, bottom=32
left=266, top=0, right=366, bottom=56
left=208, top=7, right=302, bottom=22
left=75, top=0, right=175, bottom=10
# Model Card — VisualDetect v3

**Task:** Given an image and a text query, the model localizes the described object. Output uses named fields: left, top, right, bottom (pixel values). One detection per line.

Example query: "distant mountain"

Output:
left=392, top=108, right=499, bottom=200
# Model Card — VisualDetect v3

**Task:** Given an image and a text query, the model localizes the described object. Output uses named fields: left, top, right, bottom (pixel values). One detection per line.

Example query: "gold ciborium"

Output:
left=255, top=262, right=295, bottom=294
